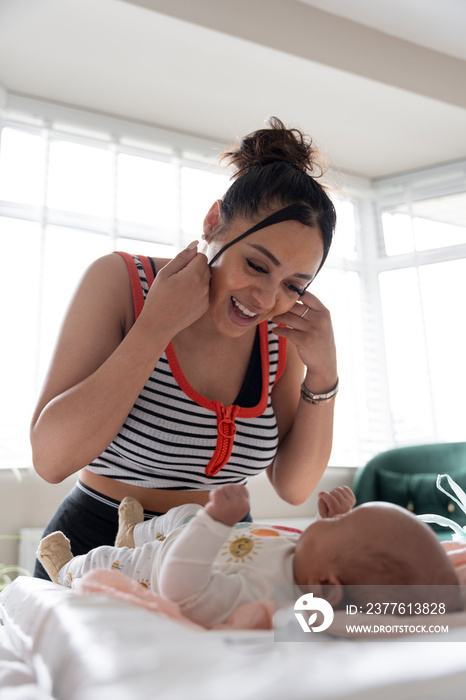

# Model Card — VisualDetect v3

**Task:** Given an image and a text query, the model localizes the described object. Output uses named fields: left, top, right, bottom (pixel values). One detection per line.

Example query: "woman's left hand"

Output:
left=271, top=291, right=337, bottom=392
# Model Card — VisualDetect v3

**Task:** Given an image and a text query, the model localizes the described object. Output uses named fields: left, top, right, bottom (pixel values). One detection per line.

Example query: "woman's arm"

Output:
left=30, top=246, right=210, bottom=483
left=267, top=292, right=338, bottom=505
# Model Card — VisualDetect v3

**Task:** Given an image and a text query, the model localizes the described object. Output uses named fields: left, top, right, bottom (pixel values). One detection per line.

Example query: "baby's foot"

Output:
left=115, top=497, right=144, bottom=548
left=37, top=531, right=73, bottom=583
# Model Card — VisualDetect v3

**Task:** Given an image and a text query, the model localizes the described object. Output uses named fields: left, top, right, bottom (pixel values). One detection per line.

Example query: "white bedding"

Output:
left=2, top=576, right=466, bottom=700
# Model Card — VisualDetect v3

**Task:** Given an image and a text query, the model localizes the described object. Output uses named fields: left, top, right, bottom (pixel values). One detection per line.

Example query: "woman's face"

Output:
left=203, top=207, right=324, bottom=337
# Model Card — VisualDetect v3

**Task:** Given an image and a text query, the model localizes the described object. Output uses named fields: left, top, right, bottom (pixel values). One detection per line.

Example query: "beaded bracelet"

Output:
left=300, top=378, right=339, bottom=405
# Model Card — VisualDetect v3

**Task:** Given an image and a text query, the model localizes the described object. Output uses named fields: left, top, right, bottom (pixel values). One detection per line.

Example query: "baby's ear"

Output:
left=320, top=579, right=344, bottom=608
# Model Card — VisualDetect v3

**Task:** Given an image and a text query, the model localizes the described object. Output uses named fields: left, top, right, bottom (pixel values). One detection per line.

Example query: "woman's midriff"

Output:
left=79, top=469, right=211, bottom=512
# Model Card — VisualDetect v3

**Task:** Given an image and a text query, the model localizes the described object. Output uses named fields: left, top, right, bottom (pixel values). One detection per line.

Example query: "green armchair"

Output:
left=352, top=442, right=466, bottom=540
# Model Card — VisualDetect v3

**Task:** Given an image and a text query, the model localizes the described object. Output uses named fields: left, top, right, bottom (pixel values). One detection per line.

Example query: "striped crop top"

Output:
left=85, top=253, right=287, bottom=490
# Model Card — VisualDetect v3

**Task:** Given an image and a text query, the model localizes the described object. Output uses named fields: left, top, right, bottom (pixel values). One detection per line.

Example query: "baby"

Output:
left=37, top=484, right=462, bottom=628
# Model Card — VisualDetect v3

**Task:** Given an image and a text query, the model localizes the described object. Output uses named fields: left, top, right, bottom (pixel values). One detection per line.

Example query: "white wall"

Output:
left=0, top=466, right=356, bottom=570
left=0, top=470, right=77, bottom=572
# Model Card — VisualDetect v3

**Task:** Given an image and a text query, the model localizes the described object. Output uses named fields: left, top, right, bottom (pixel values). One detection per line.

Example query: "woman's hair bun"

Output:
left=221, top=116, right=325, bottom=179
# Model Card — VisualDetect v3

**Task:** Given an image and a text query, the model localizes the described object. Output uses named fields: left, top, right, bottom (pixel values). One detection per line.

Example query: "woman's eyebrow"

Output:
left=247, top=243, right=312, bottom=280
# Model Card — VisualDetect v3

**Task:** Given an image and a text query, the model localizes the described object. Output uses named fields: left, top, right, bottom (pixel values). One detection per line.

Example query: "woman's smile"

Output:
left=229, top=296, right=261, bottom=325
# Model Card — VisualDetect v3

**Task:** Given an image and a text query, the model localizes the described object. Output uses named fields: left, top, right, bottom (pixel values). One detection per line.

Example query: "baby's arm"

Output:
left=157, top=485, right=252, bottom=626
left=204, top=483, right=250, bottom=525
left=317, top=486, right=356, bottom=519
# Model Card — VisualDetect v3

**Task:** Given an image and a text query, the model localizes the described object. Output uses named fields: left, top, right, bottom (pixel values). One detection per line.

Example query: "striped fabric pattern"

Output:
left=86, top=255, right=286, bottom=490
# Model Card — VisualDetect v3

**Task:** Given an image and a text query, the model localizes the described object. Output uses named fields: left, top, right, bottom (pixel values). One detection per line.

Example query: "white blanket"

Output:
left=2, top=576, right=466, bottom=700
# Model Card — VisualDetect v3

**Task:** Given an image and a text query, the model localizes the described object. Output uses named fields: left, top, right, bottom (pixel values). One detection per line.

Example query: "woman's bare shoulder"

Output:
left=68, top=253, right=135, bottom=334
left=85, top=252, right=170, bottom=327
left=81, top=252, right=128, bottom=283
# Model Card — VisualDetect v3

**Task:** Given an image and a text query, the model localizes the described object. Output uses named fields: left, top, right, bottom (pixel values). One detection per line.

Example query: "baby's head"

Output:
left=294, top=502, right=462, bottom=612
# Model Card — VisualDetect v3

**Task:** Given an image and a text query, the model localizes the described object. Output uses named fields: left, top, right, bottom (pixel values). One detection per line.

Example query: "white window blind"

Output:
left=0, top=99, right=228, bottom=470
left=374, top=165, right=466, bottom=449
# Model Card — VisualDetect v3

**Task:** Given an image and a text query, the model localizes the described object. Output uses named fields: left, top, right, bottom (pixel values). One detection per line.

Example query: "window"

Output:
left=0, top=106, right=227, bottom=469
left=318, top=166, right=466, bottom=466
left=382, top=193, right=466, bottom=255
left=310, top=197, right=369, bottom=466
left=377, top=186, right=466, bottom=447
left=1, top=95, right=464, bottom=471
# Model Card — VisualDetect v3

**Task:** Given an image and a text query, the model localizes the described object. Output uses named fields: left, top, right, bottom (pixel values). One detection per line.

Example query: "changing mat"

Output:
left=3, top=576, right=466, bottom=700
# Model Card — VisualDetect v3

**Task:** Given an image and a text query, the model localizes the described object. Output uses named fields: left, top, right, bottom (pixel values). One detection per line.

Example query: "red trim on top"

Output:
left=274, top=335, right=288, bottom=386
left=114, top=252, right=154, bottom=320
left=164, top=320, right=271, bottom=419
left=164, top=321, right=284, bottom=477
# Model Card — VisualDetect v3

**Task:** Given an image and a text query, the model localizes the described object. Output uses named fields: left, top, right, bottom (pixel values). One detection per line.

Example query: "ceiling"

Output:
left=0, top=0, right=465, bottom=179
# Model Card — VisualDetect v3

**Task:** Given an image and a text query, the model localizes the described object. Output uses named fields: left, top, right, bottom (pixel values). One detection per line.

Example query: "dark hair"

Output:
left=219, top=117, right=336, bottom=272
left=335, top=516, right=463, bottom=613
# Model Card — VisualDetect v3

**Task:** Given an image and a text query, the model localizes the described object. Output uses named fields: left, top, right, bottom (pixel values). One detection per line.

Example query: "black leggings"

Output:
left=34, top=482, right=162, bottom=580
left=34, top=481, right=253, bottom=579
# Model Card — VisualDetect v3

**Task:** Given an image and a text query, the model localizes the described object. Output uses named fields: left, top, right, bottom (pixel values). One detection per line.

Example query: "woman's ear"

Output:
left=202, top=200, right=223, bottom=242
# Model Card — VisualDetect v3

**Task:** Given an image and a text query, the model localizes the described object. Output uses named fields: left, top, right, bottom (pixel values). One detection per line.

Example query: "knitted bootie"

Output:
left=37, top=531, right=73, bottom=583
left=115, top=496, right=144, bottom=548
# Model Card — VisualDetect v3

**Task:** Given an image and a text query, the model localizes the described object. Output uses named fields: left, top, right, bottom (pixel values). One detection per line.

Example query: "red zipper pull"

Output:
left=218, top=404, right=237, bottom=440
left=205, top=404, right=239, bottom=476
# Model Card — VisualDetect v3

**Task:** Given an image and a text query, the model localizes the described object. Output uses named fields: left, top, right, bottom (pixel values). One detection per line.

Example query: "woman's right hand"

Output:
left=30, top=245, right=210, bottom=482
left=138, top=242, right=211, bottom=338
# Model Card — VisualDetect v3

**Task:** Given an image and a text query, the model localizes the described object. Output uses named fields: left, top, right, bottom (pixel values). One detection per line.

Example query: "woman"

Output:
left=31, top=117, right=338, bottom=578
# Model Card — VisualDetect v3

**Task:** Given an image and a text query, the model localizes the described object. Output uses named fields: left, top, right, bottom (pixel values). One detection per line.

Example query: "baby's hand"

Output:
left=204, top=484, right=250, bottom=527
left=318, top=486, right=356, bottom=519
